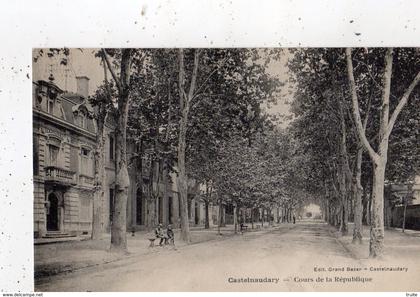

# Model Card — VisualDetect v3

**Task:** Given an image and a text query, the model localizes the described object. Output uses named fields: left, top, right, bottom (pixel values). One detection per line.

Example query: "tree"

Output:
left=176, top=49, right=200, bottom=243
left=89, top=70, right=115, bottom=239
left=346, top=47, right=420, bottom=257
left=102, top=48, right=136, bottom=252
left=287, top=49, right=357, bottom=234
left=128, top=49, right=178, bottom=230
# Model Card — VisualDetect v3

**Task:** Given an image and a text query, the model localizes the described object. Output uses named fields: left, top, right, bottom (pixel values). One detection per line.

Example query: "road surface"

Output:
left=36, top=220, right=420, bottom=292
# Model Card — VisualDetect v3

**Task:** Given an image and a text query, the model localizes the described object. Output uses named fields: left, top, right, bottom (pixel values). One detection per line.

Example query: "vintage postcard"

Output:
left=0, top=0, right=419, bottom=295
left=31, top=46, right=420, bottom=292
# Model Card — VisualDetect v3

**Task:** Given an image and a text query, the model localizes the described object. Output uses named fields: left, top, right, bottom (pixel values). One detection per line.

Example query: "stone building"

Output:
left=33, top=75, right=209, bottom=238
left=33, top=77, right=98, bottom=237
left=385, top=175, right=420, bottom=230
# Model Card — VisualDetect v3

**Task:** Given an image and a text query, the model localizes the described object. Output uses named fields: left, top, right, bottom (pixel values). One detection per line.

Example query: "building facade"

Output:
left=33, top=76, right=210, bottom=238
left=33, top=77, right=98, bottom=237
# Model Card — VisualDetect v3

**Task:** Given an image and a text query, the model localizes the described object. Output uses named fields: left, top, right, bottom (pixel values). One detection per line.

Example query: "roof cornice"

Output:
left=33, top=109, right=96, bottom=140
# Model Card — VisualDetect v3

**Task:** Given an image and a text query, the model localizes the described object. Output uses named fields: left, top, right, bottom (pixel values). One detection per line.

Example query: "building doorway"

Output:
left=194, top=201, right=199, bottom=225
left=46, top=193, right=59, bottom=231
left=158, top=196, right=163, bottom=224
left=168, top=196, right=173, bottom=224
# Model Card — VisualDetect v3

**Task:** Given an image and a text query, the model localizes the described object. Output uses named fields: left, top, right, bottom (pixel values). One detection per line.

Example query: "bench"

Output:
left=240, top=224, right=249, bottom=233
left=148, top=238, right=156, bottom=247
left=167, top=236, right=175, bottom=245
left=148, top=236, right=175, bottom=248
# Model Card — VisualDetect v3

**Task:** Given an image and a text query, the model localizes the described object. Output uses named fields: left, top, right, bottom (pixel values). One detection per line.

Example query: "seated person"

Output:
left=166, top=225, right=174, bottom=245
left=155, top=224, right=166, bottom=246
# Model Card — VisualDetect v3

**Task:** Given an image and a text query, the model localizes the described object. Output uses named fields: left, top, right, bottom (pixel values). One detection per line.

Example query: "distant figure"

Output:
left=166, top=224, right=174, bottom=245
left=155, top=224, right=166, bottom=246
left=293, top=215, right=296, bottom=224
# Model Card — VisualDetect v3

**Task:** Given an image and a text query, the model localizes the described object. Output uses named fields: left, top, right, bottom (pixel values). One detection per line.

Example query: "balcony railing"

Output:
left=45, top=166, right=76, bottom=186
left=79, top=174, right=95, bottom=187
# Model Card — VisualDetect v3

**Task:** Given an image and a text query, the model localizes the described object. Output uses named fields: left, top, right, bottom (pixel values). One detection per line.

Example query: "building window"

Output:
left=47, top=99, right=54, bottom=114
left=80, top=147, right=91, bottom=176
left=81, top=147, right=89, bottom=156
left=80, top=115, right=85, bottom=128
left=109, top=135, right=115, bottom=161
left=75, top=114, right=87, bottom=129
left=33, top=137, right=39, bottom=175
left=48, top=145, right=59, bottom=167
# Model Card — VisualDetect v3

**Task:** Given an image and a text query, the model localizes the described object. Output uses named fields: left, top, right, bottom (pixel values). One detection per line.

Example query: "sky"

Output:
left=32, top=48, right=293, bottom=122
left=33, top=48, right=104, bottom=95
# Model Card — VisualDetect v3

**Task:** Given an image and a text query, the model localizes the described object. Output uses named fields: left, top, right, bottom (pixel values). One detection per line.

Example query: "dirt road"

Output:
left=36, top=220, right=420, bottom=292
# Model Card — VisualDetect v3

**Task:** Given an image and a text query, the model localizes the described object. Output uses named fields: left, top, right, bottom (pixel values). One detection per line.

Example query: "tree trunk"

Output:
left=146, top=159, right=157, bottom=231
left=352, top=148, right=363, bottom=244
left=204, top=181, right=211, bottom=229
left=251, top=208, right=254, bottom=229
left=177, top=110, right=191, bottom=243
left=177, top=48, right=200, bottom=243
left=338, top=102, right=349, bottom=236
left=261, top=209, right=264, bottom=227
left=233, top=203, right=238, bottom=234
left=347, top=47, right=420, bottom=257
left=362, top=185, right=368, bottom=225
left=325, top=200, right=330, bottom=224
left=102, top=48, right=132, bottom=252
left=402, top=199, right=407, bottom=233
left=111, top=97, right=130, bottom=252
left=146, top=198, right=155, bottom=231
left=204, top=200, right=210, bottom=229
left=217, top=199, right=223, bottom=235
left=339, top=187, right=349, bottom=235
left=369, top=161, right=386, bottom=258
left=91, top=114, right=106, bottom=240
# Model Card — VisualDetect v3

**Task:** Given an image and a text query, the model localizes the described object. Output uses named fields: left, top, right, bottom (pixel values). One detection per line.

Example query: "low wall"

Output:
left=391, top=204, right=420, bottom=230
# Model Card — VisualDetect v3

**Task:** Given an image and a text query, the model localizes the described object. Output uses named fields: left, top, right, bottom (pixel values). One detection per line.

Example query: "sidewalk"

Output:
left=329, top=222, right=420, bottom=260
left=34, top=224, right=274, bottom=280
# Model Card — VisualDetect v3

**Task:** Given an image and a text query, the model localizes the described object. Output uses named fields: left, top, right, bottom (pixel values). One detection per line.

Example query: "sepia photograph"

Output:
left=1, top=0, right=420, bottom=295
left=31, top=47, right=420, bottom=292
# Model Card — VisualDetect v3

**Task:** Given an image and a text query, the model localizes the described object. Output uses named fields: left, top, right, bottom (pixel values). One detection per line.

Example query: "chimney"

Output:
left=76, top=76, right=89, bottom=98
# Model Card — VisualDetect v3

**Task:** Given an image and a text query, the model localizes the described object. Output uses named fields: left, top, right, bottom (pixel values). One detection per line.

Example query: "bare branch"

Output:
left=378, top=48, right=393, bottom=150
left=345, top=48, right=380, bottom=164
left=187, top=49, right=200, bottom=102
left=120, top=49, right=132, bottom=91
left=101, top=55, right=113, bottom=105
left=385, top=70, right=420, bottom=140
left=101, top=49, right=122, bottom=93
left=192, top=56, right=229, bottom=100
left=363, top=88, right=373, bottom=130
left=178, top=49, right=185, bottom=111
